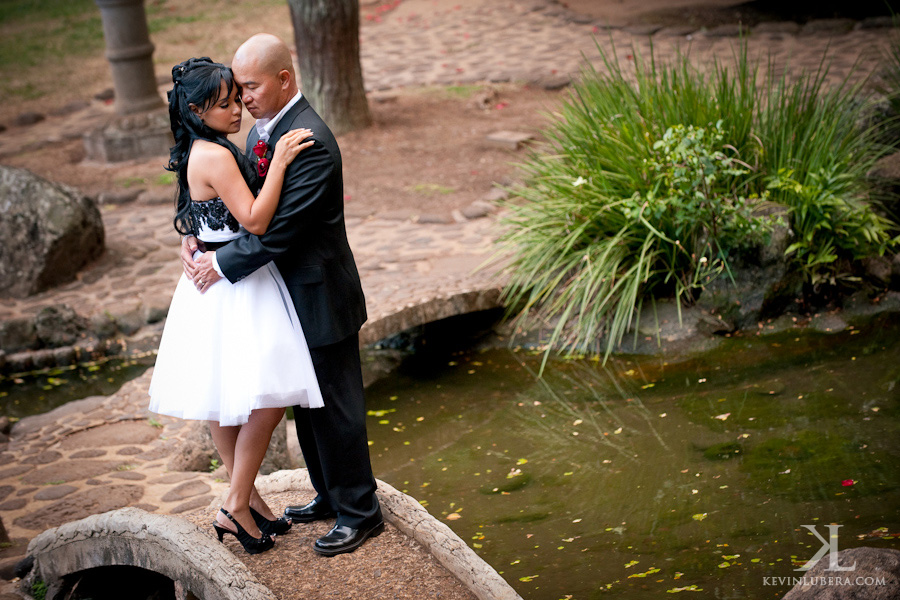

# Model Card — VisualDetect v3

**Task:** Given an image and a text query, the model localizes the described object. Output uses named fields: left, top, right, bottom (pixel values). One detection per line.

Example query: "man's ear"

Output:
left=278, top=69, right=291, bottom=89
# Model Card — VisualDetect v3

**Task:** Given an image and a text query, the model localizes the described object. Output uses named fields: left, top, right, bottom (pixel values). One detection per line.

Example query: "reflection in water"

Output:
left=365, top=318, right=900, bottom=599
left=0, top=354, right=155, bottom=420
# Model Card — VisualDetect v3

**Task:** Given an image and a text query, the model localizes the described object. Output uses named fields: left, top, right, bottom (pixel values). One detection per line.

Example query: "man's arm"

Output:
left=215, top=139, right=335, bottom=282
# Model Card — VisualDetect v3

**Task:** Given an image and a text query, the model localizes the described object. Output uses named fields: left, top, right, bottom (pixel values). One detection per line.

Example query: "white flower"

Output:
left=573, top=176, right=587, bottom=187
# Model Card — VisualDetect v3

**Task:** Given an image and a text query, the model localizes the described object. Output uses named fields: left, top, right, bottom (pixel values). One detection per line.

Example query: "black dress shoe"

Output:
left=284, top=498, right=337, bottom=524
left=313, top=519, right=385, bottom=556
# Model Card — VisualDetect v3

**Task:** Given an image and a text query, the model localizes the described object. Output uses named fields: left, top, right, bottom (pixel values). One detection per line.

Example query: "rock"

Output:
left=0, top=166, right=104, bottom=298
left=869, top=152, right=900, bottom=216
left=161, top=480, right=211, bottom=503
left=15, top=112, right=45, bottom=127
left=0, top=417, right=10, bottom=436
left=461, top=202, right=491, bottom=220
left=0, top=557, right=19, bottom=581
left=417, top=213, right=455, bottom=225
left=34, top=304, right=87, bottom=348
left=14, top=485, right=143, bottom=531
left=483, top=187, right=509, bottom=203
left=59, top=421, right=161, bottom=450
left=141, top=294, right=171, bottom=324
left=89, top=312, right=119, bottom=340
left=93, top=88, right=114, bottom=101
left=863, top=255, right=892, bottom=286
left=809, top=313, right=849, bottom=334
left=32, top=485, right=78, bottom=501
left=21, top=460, right=126, bottom=485
left=111, top=306, right=144, bottom=336
left=170, top=495, right=215, bottom=514
left=535, top=74, right=571, bottom=90
left=485, top=131, right=535, bottom=150
left=0, top=317, right=38, bottom=353
left=167, top=421, right=218, bottom=472
left=21, top=450, right=62, bottom=465
left=14, top=555, right=33, bottom=579
left=782, top=547, right=900, bottom=599
left=83, top=110, right=173, bottom=163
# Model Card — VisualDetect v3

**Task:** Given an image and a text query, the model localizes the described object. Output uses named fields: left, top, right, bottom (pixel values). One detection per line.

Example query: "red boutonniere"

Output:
left=253, top=140, right=270, bottom=178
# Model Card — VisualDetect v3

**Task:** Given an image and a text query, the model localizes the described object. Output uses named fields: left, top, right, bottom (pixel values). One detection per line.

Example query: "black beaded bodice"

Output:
left=190, top=198, right=240, bottom=235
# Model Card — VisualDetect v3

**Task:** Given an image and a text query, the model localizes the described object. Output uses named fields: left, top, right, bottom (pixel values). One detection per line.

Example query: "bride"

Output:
left=149, top=57, right=319, bottom=555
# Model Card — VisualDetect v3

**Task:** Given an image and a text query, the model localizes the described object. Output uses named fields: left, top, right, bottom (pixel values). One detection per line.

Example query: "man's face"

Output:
left=232, top=60, right=283, bottom=120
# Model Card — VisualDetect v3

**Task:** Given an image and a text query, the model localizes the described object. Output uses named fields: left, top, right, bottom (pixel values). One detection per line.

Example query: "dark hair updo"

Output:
left=165, top=57, right=259, bottom=235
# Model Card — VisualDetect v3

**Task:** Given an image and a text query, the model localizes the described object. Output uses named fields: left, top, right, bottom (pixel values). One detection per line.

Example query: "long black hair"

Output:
left=165, top=57, right=259, bottom=235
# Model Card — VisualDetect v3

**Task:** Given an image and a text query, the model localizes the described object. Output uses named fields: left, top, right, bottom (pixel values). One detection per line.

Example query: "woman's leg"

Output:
left=208, top=421, right=278, bottom=521
left=215, top=408, right=286, bottom=536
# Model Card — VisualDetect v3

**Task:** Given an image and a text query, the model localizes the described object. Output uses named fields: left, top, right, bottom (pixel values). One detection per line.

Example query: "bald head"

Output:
left=232, top=33, right=298, bottom=119
left=234, top=33, right=295, bottom=80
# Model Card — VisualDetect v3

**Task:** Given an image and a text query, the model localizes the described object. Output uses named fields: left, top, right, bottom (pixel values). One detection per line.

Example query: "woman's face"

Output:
left=193, top=80, right=242, bottom=134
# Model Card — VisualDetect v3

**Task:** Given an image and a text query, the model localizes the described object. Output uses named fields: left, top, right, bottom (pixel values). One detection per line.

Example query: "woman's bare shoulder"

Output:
left=189, top=140, right=233, bottom=166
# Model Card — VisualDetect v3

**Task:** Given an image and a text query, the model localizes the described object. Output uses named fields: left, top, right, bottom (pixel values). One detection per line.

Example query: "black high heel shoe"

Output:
left=212, top=508, right=276, bottom=555
left=250, top=506, right=292, bottom=536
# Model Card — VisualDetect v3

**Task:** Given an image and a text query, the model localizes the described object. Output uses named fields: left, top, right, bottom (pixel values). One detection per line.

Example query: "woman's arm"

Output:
left=188, top=130, right=313, bottom=234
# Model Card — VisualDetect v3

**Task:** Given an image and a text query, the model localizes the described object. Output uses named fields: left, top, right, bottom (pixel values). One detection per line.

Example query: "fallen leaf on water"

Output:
left=628, top=567, right=661, bottom=578
left=446, top=513, right=461, bottom=520
left=842, top=479, right=856, bottom=487
left=667, top=585, right=703, bottom=593
left=692, top=513, right=707, bottom=521
left=713, top=413, right=730, bottom=421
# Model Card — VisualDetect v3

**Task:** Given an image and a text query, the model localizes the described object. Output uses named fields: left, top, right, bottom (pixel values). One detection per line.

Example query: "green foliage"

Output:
left=209, top=458, right=220, bottom=473
left=31, top=578, right=47, bottom=600
left=0, top=1, right=102, bottom=70
left=767, top=167, right=895, bottom=284
left=498, top=42, right=896, bottom=364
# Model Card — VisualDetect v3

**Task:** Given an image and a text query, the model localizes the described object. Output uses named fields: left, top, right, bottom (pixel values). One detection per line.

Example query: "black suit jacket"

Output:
left=216, top=97, right=367, bottom=349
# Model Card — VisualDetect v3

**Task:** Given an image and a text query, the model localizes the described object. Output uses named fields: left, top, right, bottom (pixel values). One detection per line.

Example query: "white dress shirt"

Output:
left=211, top=91, right=304, bottom=277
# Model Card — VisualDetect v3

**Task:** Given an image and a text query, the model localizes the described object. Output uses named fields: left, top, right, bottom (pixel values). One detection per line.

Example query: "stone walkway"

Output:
left=0, top=0, right=897, bottom=590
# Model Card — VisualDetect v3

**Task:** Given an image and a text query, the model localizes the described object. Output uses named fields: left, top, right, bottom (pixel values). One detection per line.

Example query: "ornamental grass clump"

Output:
left=498, top=43, right=895, bottom=365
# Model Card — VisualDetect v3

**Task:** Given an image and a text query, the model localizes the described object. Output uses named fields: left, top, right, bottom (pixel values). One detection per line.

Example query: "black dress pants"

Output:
left=294, top=332, right=380, bottom=528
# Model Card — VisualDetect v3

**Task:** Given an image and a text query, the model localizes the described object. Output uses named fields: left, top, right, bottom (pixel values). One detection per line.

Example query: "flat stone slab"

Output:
left=485, top=130, right=535, bottom=150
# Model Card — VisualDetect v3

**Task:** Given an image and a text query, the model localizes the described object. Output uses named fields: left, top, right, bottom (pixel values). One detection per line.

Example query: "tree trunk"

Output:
left=287, top=0, right=371, bottom=135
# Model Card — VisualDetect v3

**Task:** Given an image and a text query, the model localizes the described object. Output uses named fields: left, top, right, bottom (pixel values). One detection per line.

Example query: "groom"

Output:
left=183, top=33, right=383, bottom=556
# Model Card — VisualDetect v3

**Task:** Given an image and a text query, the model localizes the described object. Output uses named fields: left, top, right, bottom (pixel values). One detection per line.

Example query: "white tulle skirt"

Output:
left=148, top=262, right=323, bottom=426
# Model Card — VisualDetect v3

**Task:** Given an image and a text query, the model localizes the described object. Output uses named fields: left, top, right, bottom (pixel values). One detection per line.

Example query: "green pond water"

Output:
left=364, top=316, right=900, bottom=599
left=0, top=355, right=155, bottom=420
left=3, top=315, right=899, bottom=599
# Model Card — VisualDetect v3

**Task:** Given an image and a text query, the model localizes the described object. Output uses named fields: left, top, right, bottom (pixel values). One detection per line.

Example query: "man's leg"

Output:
left=296, top=333, right=380, bottom=529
